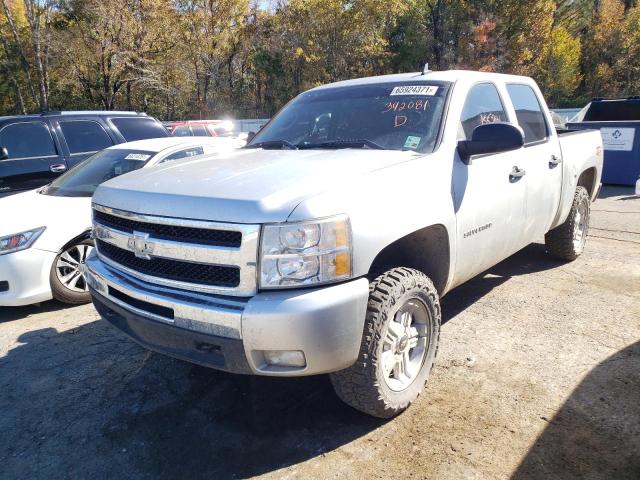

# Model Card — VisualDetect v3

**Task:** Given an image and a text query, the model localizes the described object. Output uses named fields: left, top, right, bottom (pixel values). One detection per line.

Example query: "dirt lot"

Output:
left=1, top=186, right=638, bottom=479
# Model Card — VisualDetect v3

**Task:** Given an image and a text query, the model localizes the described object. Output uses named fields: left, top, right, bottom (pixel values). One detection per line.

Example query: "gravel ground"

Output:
left=1, top=186, right=638, bottom=480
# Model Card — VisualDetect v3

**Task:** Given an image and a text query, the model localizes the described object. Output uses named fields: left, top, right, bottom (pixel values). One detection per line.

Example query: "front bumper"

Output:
left=86, top=255, right=369, bottom=376
left=0, top=248, right=56, bottom=306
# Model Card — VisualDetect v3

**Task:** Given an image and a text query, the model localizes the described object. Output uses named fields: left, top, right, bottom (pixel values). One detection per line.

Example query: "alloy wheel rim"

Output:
left=55, top=244, right=93, bottom=293
left=573, top=200, right=589, bottom=253
left=381, top=298, right=430, bottom=392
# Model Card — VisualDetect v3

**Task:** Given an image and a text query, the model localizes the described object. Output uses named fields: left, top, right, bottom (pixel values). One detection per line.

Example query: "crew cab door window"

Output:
left=506, top=84, right=549, bottom=144
left=60, top=120, right=113, bottom=154
left=0, top=122, right=57, bottom=158
left=190, top=125, right=209, bottom=136
left=172, top=126, right=192, bottom=137
left=459, top=83, right=508, bottom=140
left=111, top=118, right=169, bottom=141
left=160, top=146, right=205, bottom=162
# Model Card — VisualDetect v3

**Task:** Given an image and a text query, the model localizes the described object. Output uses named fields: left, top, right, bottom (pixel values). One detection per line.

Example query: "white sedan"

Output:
left=0, top=136, right=243, bottom=307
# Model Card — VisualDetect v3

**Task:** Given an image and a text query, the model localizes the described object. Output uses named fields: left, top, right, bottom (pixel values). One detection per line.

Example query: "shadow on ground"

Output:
left=512, top=341, right=640, bottom=479
left=0, top=299, right=69, bottom=323
left=0, top=319, right=384, bottom=479
left=442, top=242, right=563, bottom=323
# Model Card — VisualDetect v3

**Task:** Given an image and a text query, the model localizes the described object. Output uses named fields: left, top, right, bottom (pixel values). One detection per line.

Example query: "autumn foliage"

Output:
left=1, top=0, right=639, bottom=118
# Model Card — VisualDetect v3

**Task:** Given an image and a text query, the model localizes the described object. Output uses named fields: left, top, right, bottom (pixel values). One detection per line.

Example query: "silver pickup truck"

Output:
left=86, top=70, right=603, bottom=418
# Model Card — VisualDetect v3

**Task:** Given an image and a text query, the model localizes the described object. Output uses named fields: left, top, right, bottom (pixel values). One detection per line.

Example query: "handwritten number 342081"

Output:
left=382, top=100, right=429, bottom=114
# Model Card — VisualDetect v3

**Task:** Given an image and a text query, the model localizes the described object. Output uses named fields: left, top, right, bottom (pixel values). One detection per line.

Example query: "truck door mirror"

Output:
left=246, top=131, right=256, bottom=143
left=0, top=147, right=8, bottom=161
left=457, top=123, right=524, bottom=163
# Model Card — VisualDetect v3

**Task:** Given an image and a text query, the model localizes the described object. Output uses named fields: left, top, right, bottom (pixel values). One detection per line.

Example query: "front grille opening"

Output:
left=94, top=210, right=242, bottom=248
left=97, top=240, right=240, bottom=288
left=108, top=286, right=174, bottom=320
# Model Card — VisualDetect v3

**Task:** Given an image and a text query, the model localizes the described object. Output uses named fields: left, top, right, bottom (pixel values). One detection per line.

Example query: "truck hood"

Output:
left=93, top=148, right=416, bottom=223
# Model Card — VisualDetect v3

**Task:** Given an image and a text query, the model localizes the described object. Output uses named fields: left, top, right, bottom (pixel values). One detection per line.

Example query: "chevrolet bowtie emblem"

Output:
left=128, top=231, right=154, bottom=260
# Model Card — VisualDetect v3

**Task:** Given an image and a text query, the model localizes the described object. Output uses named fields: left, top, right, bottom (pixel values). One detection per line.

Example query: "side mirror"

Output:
left=246, top=131, right=256, bottom=143
left=0, top=147, right=8, bottom=161
left=457, top=123, right=524, bottom=163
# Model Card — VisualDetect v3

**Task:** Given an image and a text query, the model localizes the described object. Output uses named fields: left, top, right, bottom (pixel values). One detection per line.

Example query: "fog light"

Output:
left=263, top=350, right=306, bottom=368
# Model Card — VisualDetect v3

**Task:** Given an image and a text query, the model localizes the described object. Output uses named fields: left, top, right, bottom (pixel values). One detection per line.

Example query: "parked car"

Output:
left=0, top=136, right=242, bottom=307
left=86, top=70, right=603, bottom=418
left=0, top=111, right=169, bottom=197
left=168, top=120, right=235, bottom=137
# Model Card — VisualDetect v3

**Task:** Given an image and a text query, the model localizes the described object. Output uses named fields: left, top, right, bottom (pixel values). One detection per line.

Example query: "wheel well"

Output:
left=577, top=167, right=596, bottom=198
left=58, top=230, right=92, bottom=254
left=368, top=224, right=450, bottom=295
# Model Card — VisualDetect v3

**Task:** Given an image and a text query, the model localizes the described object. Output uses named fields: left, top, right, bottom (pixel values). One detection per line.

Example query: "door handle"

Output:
left=50, top=164, right=67, bottom=173
left=509, top=166, right=526, bottom=180
left=549, top=155, right=561, bottom=168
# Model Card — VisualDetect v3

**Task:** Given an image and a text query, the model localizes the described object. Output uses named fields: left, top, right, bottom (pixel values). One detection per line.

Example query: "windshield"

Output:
left=249, top=81, right=450, bottom=152
left=41, top=149, right=155, bottom=197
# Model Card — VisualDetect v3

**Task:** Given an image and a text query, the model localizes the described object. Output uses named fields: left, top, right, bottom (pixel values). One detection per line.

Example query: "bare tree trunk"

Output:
left=11, top=76, right=27, bottom=114
left=23, top=0, right=50, bottom=110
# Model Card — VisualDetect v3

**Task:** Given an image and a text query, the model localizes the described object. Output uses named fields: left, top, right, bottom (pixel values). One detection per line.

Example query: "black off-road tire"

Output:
left=545, top=186, right=590, bottom=261
left=330, top=267, right=441, bottom=418
left=49, top=239, right=93, bottom=305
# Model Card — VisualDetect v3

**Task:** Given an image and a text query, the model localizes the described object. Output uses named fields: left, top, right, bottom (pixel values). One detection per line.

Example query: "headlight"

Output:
left=0, top=227, right=46, bottom=255
left=260, top=216, right=352, bottom=288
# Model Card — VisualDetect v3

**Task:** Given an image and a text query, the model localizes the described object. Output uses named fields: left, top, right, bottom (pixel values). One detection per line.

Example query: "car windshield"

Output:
left=248, top=81, right=450, bottom=152
left=40, top=149, right=155, bottom=197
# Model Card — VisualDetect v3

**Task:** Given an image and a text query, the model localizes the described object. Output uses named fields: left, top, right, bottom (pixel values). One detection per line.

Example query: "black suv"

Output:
left=0, top=111, right=169, bottom=196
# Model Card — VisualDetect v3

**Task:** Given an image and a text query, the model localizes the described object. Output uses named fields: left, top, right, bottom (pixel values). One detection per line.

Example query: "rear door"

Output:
left=452, top=82, right=528, bottom=283
left=505, top=83, right=562, bottom=239
left=57, top=119, right=115, bottom=169
left=0, top=121, right=65, bottom=195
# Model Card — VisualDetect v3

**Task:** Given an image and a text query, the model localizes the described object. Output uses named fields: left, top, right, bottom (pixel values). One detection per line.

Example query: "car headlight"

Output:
left=0, top=227, right=46, bottom=255
left=260, top=216, right=352, bottom=288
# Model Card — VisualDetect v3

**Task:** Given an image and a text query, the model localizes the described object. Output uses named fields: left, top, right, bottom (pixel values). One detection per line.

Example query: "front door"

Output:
left=452, top=83, right=527, bottom=286
left=0, top=121, right=65, bottom=196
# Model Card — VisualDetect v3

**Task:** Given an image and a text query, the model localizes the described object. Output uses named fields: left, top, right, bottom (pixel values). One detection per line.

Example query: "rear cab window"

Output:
left=111, top=117, right=169, bottom=142
left=459, top=83, right=508, bottom=140
left=506, top=84, right=549, bottom=144
left=59, top=120, right=113, bottom=154
left=0, top=121, right=58, bottom=159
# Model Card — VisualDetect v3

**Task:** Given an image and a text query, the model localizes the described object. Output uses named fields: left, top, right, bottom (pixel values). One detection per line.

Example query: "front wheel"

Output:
left=330, top=267, right=441, bottom=418
left=49, top=239, right=94, bottom=304
left=545, top=186, right=590, bottom=261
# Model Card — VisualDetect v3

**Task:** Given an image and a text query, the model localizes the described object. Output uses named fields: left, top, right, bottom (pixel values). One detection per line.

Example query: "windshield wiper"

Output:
left=246, top=140, right=297, bottom=150
left=296, top=139, right=385, bottom=150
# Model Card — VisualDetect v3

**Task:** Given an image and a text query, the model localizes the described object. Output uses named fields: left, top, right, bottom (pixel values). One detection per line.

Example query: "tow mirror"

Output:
left=457, top=123, right=524, bottom=163
left=0, top=147, right=8, bottom=161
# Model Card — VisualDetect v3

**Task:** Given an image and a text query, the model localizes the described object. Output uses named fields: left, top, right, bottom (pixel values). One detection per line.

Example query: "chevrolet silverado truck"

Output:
left=85, top=70, right=603, bottom=418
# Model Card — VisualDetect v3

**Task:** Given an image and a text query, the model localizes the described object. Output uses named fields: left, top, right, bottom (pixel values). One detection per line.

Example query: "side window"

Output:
left=161, top=146, right=205, bottom=162
left=506, top=84, right=548, bottom=144
left=111, top=118, right=169, bottom=141
left=460, top=83, right=508, bottom=140
left=0, top=122, right=57, bottom=159
left=60, top=120, right=113, bottom=154
left=172, top=126, right=192, bottom=137
left=190, top=125, right=209, bottom=136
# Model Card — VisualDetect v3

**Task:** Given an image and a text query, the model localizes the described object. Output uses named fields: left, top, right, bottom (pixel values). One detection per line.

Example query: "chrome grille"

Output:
left=92, top=203, right=260, bottom=296
left=93, top=209, right=242, bottom=247
left=96, top=240, right=240, bottom=287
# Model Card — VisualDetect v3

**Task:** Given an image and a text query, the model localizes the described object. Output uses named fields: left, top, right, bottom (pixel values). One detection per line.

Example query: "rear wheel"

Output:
left=49, top=240, right=93, bottom=304
left=330, top=267, right=441, bottom=418
left=545, top=186, right=590, bottom=261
